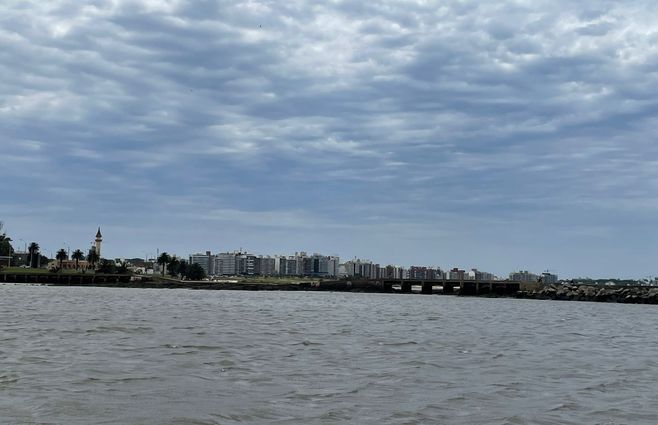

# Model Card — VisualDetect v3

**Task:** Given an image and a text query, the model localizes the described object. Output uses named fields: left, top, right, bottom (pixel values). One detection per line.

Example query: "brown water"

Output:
left=2, top=283, right=658, bottom=424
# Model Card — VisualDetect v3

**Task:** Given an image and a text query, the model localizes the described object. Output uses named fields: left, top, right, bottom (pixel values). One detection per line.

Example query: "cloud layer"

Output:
left=2, top=0, right=658, bottom=277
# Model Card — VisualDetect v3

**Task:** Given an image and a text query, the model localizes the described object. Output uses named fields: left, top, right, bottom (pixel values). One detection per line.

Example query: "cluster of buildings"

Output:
left=510, top=270, right=558, bottom=284
left=188, top=251, right=340, bottom=277
left=13, top=227, right=560, bottom=283
left=3, top=223, right=562, bottom=284
left=0, top=226, right=582, bottom=285
left=185, top=249, right=558, bottom=283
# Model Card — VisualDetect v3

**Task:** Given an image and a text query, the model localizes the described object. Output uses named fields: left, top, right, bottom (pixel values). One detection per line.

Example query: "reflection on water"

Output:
left=2, top=284, right=658, bottom=424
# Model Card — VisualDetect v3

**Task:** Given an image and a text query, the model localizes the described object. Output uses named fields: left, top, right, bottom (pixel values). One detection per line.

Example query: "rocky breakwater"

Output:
left=518, top=284, right=658, bottom=304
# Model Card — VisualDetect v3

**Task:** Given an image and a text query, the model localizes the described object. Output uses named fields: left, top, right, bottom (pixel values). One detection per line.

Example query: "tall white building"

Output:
left=342, top=258, right=378, bottom=278
left=327, top=256, right=340, bottom=277
left=541, top=272, right=558, bottom=285
left=509, top=270, right=539, bottom=283
left=466, top=269, right=496, bottom=281
left=216, top=252, right=239, bottom=275
left=259, top=256, right=276, bottom=276
left=189, top=251, right=216, bottom=276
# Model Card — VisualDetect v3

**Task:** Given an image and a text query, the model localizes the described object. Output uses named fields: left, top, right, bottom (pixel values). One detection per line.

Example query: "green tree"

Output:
left=97, top=259, right=116, bottom=274
left=185, top=263, right=206, bottom=281
left=0, top=222, right=14, bottom=257
left=178, top=260, right=188, bottom=279
left=28, top=242, right=40, bottom=268
left=86, top=248, right=100, bottom=270
left=157, top=252, right=171, bottom=276
left=71, top=249, right=85, bottom=270
left=167, top=257, right=181, bottom=277
left=116, top=260, right=130, bottom=274
left=56, top=249, right=68, bottom=269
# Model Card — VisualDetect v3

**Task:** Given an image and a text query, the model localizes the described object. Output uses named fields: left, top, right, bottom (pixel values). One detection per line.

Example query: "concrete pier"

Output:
left=381, top=278, right=520, bottom=296
left=421, top=282, right=433, bottom=294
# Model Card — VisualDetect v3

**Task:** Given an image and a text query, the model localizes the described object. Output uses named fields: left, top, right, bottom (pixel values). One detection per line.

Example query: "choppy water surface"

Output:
left=2, top=284, right=658, bottom=424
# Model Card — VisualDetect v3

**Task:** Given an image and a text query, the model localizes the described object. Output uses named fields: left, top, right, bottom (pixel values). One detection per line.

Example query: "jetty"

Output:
left=5, top=273, right=657, bottom=304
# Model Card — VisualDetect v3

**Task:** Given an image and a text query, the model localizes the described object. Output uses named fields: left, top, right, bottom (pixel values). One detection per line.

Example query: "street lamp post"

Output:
left=18, top=238, right=27, bottom=267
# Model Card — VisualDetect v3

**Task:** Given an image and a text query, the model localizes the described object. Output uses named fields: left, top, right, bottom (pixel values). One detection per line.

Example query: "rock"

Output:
left=584, top=286, right=597, bottom=297
left=594, top=288, right=612, bottom=302
left=542, top=287, right=557, bottom=299
left=646, top=288, right=658, bottom=303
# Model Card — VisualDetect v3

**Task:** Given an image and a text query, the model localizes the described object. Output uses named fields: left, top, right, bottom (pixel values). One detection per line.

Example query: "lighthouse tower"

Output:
left=95, top=227, right=103, bottom=258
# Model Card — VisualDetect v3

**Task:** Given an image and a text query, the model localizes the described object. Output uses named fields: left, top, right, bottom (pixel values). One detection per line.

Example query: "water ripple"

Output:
left=2, top=285, right=658, bottom=424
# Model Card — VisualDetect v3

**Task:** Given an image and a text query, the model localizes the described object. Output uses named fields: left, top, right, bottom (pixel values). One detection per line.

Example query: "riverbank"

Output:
left=0, top=272, right=131, bottom=285
left=4, top=272, right=658, bottom=304
left=0, top=276, right=392, bottom=292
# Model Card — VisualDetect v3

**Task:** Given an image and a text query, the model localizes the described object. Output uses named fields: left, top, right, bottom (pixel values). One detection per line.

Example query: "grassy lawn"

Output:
left=1, top=267, right=90, bottom=275
left=232, top=276, right=320, bottom=285
left=148, top=275, right=321, bottom=285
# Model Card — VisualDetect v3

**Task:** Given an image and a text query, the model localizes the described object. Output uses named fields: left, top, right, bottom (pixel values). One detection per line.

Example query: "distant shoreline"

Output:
left=3, top=273, right=658, bottom=304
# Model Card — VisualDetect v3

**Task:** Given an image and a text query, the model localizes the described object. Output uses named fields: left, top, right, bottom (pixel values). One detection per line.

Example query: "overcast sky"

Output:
left=2, top=0, right=658, bottom=278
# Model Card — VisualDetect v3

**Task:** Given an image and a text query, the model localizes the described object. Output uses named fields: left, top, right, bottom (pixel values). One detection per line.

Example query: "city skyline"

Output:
left=3, top=1, right=658, bottom=279
left=0, top=223, right=626, bottom=281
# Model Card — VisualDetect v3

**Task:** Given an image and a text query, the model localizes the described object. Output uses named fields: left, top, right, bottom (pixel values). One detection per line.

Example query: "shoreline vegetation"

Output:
left=2, top=272, right=658, bottom=304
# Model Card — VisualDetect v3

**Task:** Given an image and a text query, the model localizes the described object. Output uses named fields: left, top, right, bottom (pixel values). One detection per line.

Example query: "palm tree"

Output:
left=97, top=259, right=115, bottom=274
left=157, top=252, right=171, bottom=276
left=116, top=260, right=130, bottom=274
left=56, top=249, right=67, bottom=269
left=0, top=222, right=14, bottom=257
left=178, top=260, right=188, bottom=279
left=86, top=248, right=100, bottom=270
left=71, top=249, right=85, bottom=270
left=167, top=257, right=180, bottom=277
left=28, top=242, right=39, bottom=268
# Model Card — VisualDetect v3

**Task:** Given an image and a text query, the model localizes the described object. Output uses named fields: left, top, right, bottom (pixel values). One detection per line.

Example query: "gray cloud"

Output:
left=2, top=0, right=658, bottom=277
